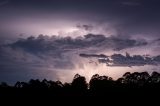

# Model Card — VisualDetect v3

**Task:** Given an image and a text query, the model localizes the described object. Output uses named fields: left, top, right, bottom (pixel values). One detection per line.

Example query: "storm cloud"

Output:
left=1, top=0, right=160, bottom=41
left=1, top=0, right=160, bottom=84
left=1, top=33, right=148, bottom=69
left=80, top=53, right=160, bottom=67
left=76, top=24, right=93, bottom=31
left=9, top=34, right=148, bottom=53
left=0, top=33, right=151, bottom=84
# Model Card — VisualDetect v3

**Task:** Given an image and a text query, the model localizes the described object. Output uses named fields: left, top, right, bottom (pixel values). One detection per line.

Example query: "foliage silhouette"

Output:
left=0, top=71, right=160, bottom=97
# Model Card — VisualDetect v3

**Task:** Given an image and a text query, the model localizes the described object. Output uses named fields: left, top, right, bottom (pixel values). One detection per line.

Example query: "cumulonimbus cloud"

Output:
left=0, top=34, right=150, bottom=76
left=0, top=34, right=149, bottom=69
left=0, top=33, right=154, bottom=84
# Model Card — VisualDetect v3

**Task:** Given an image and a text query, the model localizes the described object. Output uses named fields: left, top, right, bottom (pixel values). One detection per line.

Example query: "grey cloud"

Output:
left=0, top=33, right=150, bottom=84
left=76, top=24, right=93, bottom=31
left=153, top=55, right=160, bottom=62
left=0, top=33, right=149, bottom=72
left=80, top=53, right=160, bottom=67
left=1, top=0, right=160, bottom=84
left=7, top=34, right=148, bottom=55
left=79, top=54, right=108, bottom=58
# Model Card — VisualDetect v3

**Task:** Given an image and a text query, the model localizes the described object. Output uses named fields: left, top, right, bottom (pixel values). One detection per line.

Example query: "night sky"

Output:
left=0, top=0, right=160, bottom=84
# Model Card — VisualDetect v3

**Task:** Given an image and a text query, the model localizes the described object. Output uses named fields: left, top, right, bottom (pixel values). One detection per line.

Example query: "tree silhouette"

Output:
left=0, top=71, right=160, bottom=97
left=71, top=74, right=88, bottom=95
left=89, top=74, right=114, bottom=95
left=150, top=71, right=160, bottom=83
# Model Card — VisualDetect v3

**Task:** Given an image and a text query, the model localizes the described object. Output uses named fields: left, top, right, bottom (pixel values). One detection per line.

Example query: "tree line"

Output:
left=0, top=71, right=160, bottom=97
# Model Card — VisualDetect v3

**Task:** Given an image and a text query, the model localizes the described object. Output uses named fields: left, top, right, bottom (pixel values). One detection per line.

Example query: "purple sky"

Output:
left=0, top=0, right=160, bottom=84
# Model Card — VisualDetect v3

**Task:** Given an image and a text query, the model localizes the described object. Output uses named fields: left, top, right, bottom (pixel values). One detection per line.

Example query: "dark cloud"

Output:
left=153, top=55, right=160, bottom=62
left=7, top=34, right=148, bottom=54
left=76, top=24, right=93, bottom=31
left=79, top=54, right=108, bottom=58
left=1, top=0, right=160, bottom=84
left=1, top=0, right=160, bottom=40
left=0, top=33, right=149, bottom=71
left=0, top=33, right=159, bottom=84
left=80, top=53, right=160, bottom=67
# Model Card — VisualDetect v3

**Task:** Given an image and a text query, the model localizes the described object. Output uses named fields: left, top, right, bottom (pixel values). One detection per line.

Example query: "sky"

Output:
left=0, top=0, right=160, bottom=84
